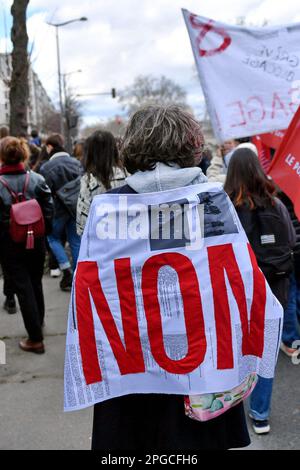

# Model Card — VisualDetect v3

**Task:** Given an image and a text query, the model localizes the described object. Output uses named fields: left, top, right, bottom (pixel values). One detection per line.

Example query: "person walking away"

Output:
left=224, top=148, right=296, bottom=435
left=0, top=137, right=53, bottom=353
left=40, top=134, right=82, bottom=291
left=0, top=131, right=17, bottom=314
left=91, top=105, right=250, bottom=451
left=33, top=145, right=62, bottom=278
left=30, top=129, right=42, bottom=147
left=278, top=193, right=300, bottom=356
left=77, top=130, right=126, bottom=236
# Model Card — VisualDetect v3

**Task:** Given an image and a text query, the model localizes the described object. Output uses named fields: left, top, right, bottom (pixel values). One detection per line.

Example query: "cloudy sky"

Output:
left=1, top=0, right=300, bottom=127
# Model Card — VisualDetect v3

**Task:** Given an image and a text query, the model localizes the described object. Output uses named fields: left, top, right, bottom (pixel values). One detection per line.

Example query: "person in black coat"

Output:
left=0, top=137, right=53, bottom=354
left=40, top=134, right=83, bottom=291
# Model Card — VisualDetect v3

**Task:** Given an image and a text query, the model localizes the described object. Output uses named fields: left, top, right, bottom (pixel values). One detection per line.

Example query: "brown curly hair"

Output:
left=121, top=105, right=205, bottom=174
left=0, top=136, right=30, bottom=165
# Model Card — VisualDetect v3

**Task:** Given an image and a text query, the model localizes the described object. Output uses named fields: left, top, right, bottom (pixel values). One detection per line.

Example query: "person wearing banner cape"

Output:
left=90, top=106, right=253, bottom=450
left=66, top=105, right=283, bottom=449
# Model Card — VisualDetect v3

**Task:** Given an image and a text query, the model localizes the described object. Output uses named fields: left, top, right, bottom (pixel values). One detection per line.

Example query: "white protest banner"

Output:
left=64, top=183, right=283, bottom=412
left=182, top=9, right=300, bottom=142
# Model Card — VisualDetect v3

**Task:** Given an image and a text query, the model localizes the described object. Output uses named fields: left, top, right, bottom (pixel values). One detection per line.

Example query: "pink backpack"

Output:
left=0, top=172, right=45, bottom=249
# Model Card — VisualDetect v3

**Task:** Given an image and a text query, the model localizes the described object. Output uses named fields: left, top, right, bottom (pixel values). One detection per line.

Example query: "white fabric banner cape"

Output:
left=182, top=9, right=300, bottom=142
left=64, top=183, right=283, bottom=412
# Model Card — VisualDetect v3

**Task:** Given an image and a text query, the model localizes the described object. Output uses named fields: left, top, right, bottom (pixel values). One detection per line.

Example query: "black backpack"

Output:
left=56, top=175, right=81, bottom=219
left=237, top=203, right=293, bottom=280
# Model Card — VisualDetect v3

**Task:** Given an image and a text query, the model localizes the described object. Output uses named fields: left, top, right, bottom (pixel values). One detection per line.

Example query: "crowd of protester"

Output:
left=0, top=104, right=299, bottom=449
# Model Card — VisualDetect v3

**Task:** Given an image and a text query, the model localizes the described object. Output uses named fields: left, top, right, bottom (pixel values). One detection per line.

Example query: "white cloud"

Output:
left=2, top=0, right=300, bottom=125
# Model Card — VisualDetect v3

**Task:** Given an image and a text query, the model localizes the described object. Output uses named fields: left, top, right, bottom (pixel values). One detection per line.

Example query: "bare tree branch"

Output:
left=119, top=75, right=188, bottom=115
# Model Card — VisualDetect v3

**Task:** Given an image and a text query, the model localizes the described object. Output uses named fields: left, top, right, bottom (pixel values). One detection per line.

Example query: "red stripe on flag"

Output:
left=269, top=106, right=300, bottom=221
left=260, top=130, right=285, bottom=150
left=252, top=136, right=272, bottom=174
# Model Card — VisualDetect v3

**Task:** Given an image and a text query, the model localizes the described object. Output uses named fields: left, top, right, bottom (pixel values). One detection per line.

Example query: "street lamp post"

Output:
left=62, top=69, right=82, bottom=105
left=55, top=26, right=63, bottom=133
left=47, top=17, right=88, bottom=135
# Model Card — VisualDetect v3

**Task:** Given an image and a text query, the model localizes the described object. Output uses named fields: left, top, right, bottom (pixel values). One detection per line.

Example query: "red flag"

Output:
left=251, top=136, right=272, bottom=174
left=260, top=130, right=286, bottom=150
left=269, top=106, right=300, bottom=221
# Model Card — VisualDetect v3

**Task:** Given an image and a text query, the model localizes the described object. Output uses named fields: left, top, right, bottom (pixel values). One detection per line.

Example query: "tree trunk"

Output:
left=10, top=0, right=30, bottom=137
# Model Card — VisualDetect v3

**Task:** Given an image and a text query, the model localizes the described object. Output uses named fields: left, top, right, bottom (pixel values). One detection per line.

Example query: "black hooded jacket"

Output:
left=40, top=152, right=83, bottom=217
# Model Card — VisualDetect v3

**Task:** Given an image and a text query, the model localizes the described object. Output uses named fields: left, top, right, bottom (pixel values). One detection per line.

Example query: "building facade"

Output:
left=0, top=53, right=54, bottom=133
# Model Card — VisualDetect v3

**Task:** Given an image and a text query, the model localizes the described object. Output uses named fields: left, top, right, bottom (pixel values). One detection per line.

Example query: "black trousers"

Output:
left=0, top=236, right=46, bottom=342
left=1, top=263, right=15, bottom=298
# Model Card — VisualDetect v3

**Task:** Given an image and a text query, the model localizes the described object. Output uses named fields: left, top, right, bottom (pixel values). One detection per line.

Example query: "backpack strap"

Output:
left=0, top=172, right=30, bottom=203
left=0, top=175, right=19, bottom=202
left=22, top=172, right=30, bottom=199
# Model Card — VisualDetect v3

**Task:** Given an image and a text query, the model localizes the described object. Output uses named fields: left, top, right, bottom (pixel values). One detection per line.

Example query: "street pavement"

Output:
left=0, top=274, right=299, bottom=450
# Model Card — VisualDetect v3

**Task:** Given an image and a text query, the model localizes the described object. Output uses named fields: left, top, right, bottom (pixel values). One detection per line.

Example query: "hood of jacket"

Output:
left=126, top=162, right=207, bottom=193
left=49, top=151, right=70, bottom=161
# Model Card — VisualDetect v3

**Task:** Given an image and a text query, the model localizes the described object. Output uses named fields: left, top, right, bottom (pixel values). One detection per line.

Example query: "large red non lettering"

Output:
left=76, top=245, right=266, bottom=384
left=142, top=253, right=207, bottom=374
left=208, top=243, right=266, bottom=370
left=76, top=260, right=145, bottom=385
left=75, top=262, right=102, bottom=385
left=247, top=245, right=267, bottom=356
